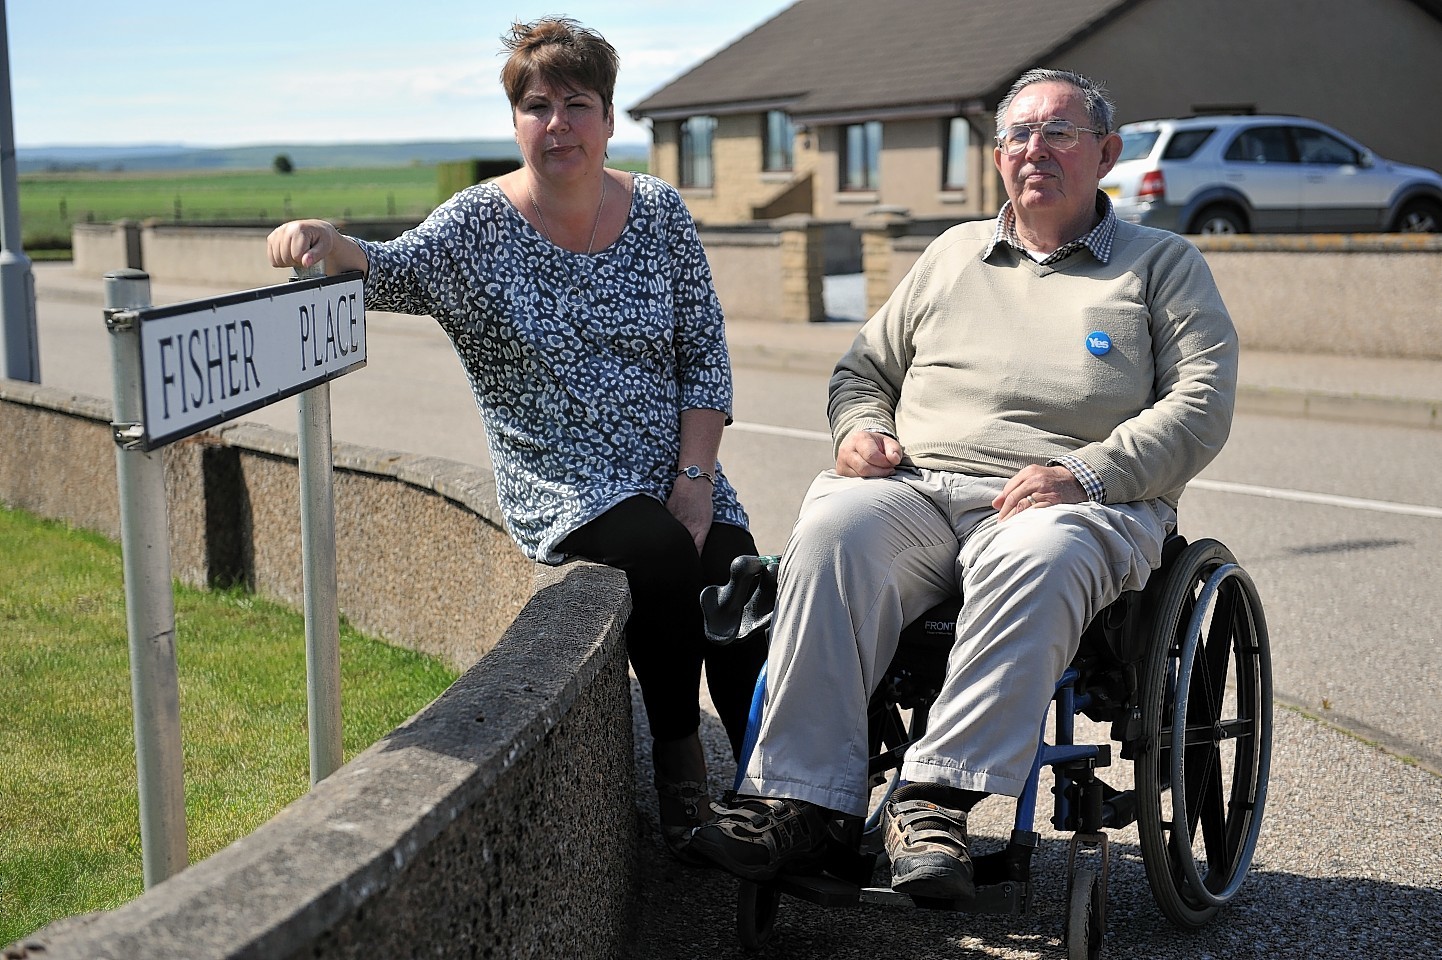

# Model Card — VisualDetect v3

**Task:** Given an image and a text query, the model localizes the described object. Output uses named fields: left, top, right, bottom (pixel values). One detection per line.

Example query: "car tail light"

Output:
left=1139, top=170, right=1166, bottom=201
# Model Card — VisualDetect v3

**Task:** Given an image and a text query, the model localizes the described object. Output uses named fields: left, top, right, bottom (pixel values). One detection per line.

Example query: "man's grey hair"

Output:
left=995, top=69, right=1116, bottom=135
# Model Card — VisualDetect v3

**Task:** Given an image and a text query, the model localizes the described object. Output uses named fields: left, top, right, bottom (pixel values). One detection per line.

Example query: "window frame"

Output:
left=1292, top=126, right=1362, bottom=166
left=840, top=120, right=882, bottom=191
left=680, top=115, right=717, bottom=188
left=763, top=110, right=795, bottom=173
left=942, top=116, right=971, bottom=191
left=1223, top=125, right=1297, bottom=165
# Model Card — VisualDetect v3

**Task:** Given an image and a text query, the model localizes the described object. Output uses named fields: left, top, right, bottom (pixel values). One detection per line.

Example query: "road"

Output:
left=29, top=280, right=1442, bottom=771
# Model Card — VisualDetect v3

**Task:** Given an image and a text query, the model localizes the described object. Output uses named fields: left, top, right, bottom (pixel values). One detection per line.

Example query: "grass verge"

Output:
left=0, top=506, right=459, bottom=945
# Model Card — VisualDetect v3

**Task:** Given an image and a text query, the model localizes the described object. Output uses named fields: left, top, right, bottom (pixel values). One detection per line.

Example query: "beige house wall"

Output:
left=1057, top=0, right=1442, bottom=173
left=669, top=114, right=822, bottom=224
left=648, top=119, right=681, bottom=189
left=668, top=112, right=999, bottom=225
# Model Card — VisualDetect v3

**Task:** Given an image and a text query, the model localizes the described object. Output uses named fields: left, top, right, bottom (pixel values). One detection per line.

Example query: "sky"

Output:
left=5, top=0, right=795, bottom=149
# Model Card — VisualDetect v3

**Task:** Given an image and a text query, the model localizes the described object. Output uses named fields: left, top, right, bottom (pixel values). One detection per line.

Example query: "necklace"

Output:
left=527, top=177, right=607, bottom=254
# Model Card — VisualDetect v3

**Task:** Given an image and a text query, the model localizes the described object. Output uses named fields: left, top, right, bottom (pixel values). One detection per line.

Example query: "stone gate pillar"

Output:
left=774, top=214, right=825, bottom=323
left=854, top=206, right=913, bottom=319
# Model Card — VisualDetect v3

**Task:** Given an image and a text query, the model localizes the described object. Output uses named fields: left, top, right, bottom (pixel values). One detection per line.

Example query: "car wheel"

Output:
left=1190, top=205, right=1246, bottom=235
left=1392, top=198, right=1442, bottom=233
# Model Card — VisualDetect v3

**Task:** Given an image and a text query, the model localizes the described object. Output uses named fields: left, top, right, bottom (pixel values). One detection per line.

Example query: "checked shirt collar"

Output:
left=984, top=191, right=1118, bottom=265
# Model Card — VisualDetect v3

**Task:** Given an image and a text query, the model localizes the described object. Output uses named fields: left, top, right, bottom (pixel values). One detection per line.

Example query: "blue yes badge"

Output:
left=1086, top=331, right=1112, bottom=356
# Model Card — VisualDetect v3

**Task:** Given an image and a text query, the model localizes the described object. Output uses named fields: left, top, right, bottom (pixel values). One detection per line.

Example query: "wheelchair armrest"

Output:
left=700, top=554, right=780, bottom=646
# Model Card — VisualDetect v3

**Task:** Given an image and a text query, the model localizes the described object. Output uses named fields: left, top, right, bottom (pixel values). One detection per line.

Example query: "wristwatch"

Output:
left=679, top=464, right=715, bottom=485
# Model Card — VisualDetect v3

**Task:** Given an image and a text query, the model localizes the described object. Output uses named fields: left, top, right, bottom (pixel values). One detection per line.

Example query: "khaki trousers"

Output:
left=739, top=468, right=1173, bottom=817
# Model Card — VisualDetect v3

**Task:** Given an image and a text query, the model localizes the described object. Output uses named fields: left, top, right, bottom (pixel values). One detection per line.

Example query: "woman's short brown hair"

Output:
left=500, top=18, right=619, bottom=110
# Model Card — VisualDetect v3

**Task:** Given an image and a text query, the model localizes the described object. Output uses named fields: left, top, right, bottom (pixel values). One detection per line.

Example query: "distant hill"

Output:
left=18, top=140, right=650, bottom=174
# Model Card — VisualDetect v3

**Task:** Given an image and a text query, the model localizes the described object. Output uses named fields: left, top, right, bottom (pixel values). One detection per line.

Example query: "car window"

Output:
left=1118, top=130, right=1160, bottom=162
left=1223, top=126, right=1295, bottom=164
left=1293, top=127, right=1361, bottom=165
left=1160, top=127, right=1215, bottom=160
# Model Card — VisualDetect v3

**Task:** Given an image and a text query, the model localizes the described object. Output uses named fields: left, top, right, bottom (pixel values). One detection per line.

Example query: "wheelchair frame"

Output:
left=705, top=536, right=1273, bottom=958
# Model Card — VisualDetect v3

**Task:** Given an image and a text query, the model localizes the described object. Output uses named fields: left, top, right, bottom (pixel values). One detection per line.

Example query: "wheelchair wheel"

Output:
left=736, top=880, right=781, bottom=950
left=1064, top=867, right=1105, bottom=960
left=1135, top=538, right=1272, bottom=929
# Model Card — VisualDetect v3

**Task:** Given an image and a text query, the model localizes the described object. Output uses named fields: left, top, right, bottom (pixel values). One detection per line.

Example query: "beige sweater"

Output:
left=829, top=219, right=1238, bottom=508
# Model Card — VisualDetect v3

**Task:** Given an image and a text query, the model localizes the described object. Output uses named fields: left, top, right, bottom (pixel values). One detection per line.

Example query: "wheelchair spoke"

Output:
left=1136, top=540, right=1273, bottom=928
left=1186, top=743, right=1231, bottom=882
left=1194, top=582, right=1236, bottom=725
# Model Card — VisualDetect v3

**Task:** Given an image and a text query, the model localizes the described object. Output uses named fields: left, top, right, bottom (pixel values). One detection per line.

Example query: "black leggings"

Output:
left=557, top=495, right=766, bottom=759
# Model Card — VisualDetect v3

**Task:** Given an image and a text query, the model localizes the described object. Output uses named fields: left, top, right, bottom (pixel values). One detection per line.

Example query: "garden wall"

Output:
left=0, top=379, right=639, bottom=959
left=73, top=218, right=1442, bottom=352
left=867, top=223, right=1442, bottom=361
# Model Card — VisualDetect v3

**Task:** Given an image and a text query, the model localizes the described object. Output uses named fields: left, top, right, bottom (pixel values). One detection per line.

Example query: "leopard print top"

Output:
left=355, top=173, right=748, bottom=561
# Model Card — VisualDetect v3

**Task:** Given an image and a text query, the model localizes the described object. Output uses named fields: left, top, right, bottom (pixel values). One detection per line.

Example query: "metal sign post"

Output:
left=105, top=269, right=188, bottom=886
left=299, top=379, right=343, bottom=783
left=103, top=267, right=366, bottom=882
left=292, top=262, right=342, bottom=784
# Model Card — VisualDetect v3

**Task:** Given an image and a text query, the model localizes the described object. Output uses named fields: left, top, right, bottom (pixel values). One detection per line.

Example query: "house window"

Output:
left=944, top=116, right=970, bottom=189
left=841, top=120, right=882, bottom=190
left=680, top=115, right=717, bottom=188
left=764, top=110, right=795, bottom=171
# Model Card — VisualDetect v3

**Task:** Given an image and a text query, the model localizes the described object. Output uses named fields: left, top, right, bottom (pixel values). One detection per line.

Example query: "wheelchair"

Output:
left=701, top=534, right=1273, bottom=958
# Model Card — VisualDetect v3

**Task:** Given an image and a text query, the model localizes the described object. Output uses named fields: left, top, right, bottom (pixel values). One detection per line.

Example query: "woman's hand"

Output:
left=666, top=476, right=715, bottom=554
left=266, top=220, right=369, bottom=275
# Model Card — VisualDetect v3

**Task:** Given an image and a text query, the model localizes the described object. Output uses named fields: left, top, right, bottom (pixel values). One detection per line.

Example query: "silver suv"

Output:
left=1100, top=114, right=1442, bottom=234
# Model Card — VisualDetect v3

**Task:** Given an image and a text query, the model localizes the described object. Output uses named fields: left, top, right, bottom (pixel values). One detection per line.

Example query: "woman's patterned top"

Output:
left=354, top=173, right=748, bottom=562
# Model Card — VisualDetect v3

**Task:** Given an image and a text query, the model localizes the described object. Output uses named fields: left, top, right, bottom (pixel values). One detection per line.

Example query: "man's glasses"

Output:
left=996, top=120, right=1106, bottom=155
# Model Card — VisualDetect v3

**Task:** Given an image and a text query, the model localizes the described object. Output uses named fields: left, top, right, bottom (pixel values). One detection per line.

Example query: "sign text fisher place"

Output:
left=129, top=272, right=366, bottom=449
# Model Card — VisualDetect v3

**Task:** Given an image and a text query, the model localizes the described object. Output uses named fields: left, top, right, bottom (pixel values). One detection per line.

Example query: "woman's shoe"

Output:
left=654, top=777, right=711, bottom=864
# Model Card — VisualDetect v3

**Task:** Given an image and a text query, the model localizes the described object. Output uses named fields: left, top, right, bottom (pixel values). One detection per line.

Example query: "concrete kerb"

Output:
left=1239, top=387, right=1441, bottom=430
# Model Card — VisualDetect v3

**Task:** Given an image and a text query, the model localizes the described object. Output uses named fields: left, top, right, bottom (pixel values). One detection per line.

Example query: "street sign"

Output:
left=128, top=271, right=366, bottom=450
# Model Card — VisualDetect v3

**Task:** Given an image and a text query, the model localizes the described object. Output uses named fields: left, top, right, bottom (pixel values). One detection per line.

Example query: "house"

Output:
left=628, top=0, right=1442, bottom=226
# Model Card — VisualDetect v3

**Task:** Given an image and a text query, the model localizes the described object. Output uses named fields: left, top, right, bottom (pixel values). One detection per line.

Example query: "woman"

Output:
left=266, top=18, right=764, bottom=860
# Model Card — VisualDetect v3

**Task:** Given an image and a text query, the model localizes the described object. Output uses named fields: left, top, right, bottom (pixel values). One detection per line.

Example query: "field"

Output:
left=18, top=165, right=442, bottom=249
left=18, top=157, right=647, bottom=255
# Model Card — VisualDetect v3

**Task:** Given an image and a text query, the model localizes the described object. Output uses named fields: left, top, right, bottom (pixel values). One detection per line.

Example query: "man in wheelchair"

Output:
left=690, top=70, right=1238, bottom=902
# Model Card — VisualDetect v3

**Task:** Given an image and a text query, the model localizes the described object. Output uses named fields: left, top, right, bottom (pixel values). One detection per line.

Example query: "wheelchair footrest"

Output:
left=857, top=880, right=1031, bottom=915
left=774, top=874, right=1033, bottom=916
left=772, top=871, right=864, bottom=909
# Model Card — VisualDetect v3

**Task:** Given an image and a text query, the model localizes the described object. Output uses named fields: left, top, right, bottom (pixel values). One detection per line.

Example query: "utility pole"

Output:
left=0, top=2, right=39, bottom=382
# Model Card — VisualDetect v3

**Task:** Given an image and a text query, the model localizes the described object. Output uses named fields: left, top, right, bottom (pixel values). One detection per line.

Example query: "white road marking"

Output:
left=728, top=421, right=1442, bottom=519
left=1189, top=478, right=1442, bottom=519
left=730, top=421, right=831, bottom=442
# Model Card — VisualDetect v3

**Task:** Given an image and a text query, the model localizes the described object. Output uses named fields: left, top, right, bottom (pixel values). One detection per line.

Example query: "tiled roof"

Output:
left=628, top=0, right=1139, bottom=121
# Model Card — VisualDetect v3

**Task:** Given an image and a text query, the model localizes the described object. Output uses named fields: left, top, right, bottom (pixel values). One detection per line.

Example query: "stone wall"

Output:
left=70, top=219, right=1442, bottom=353
left=1, top=380, right=639, bottom=958
left=874, top=229, right=1442, bottom=361
left=0, top=379, right=532, bottom=670
left=9, top=564, right=635, bottom=960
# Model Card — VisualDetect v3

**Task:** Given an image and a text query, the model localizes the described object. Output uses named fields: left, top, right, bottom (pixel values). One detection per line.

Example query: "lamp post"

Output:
left=0, top=3, right=39, bottom=383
